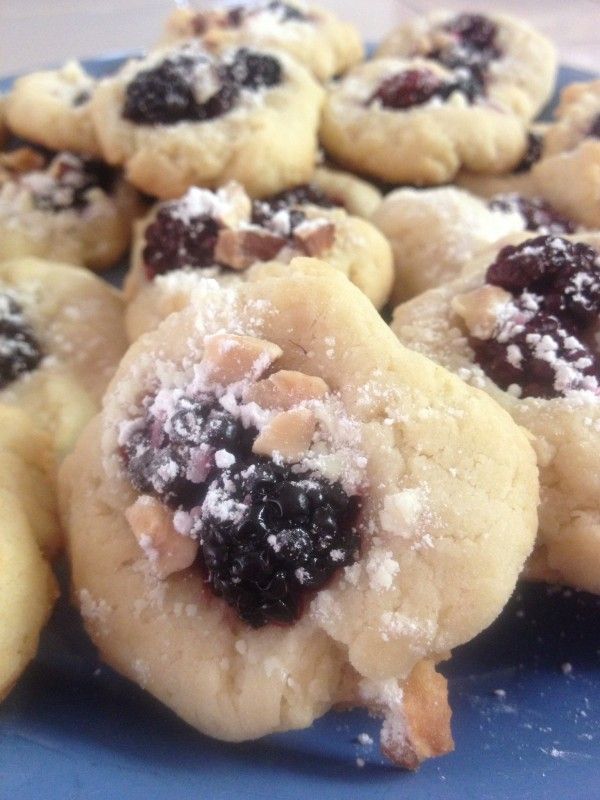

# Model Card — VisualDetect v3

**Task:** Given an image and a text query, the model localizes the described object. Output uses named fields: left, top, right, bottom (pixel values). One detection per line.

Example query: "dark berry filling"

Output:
left=488, top=194, right=576, bottom=236
left=122, top=48, right=282, bottom=125
left=469, top=236, right=600, bottom=398
left=72, top=89, right=91, bottom=107
left=0, top=294, right=43, bottom=389
left=123, top=395, right=361, bottom=627
left=142, top=209, right=222, bottom=279
left=259, top=183, right=341, bottom=213
left=428, top=13, right=500, bottom=95
left=227, top=1, right=307, bottom=25
left=31, top=155, right=116, bottom=213
left=588, top=114, right=600, bottom=139
left=514, top=131, right=544, bottom=173
left=369, top=67, right=479, bottom=110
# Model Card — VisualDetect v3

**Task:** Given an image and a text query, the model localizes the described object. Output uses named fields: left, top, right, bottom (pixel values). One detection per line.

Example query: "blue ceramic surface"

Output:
left=0, top=56, right=598, bottom=800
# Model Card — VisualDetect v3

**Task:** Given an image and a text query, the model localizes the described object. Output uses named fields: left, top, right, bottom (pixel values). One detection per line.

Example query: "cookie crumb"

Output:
left=561, top=662, right=573, bottom=675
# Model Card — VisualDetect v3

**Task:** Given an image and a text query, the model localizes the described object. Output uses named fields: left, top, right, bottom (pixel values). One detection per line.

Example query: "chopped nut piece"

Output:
left=244, top=369, right=329, bottom=410
left=0, top=147, right=46, bottom=183
left=292, top=220, right=335, bottom=256
left=215, top=182, right=252, bottom=228
left=202, top=333, right=282, bottom=384
left=214, top=227, right=286, bottom=269
left=382, top=660, right=454, bottom=769
left=252, top=408, right=316, bottom=461
left=125, top=495, right=198, bottom=580
left=451, top=284, right=512, bottom=339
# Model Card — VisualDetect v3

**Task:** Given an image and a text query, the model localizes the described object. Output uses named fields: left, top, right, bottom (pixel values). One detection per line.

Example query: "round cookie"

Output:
left=162, top=0, right=363, bottom=82
left=0, top=147, right=141, bottom=270
left=531, top=81, right=600, bottom=230
left=392, top=232, right=600, bottom=594
left=0, top=257, right=128, bottom=455
left=124, top=181, right=393, bottom=339
left=320, top=57, right=527, bottom=186
left=376, top=11, right=557, bottom=121
left=456, top=125, right=548, bottom=199
left=6, top=61, right=101, bottom=156
left=60, top=259, right=537, bottom=765
left=302, top=166, right=382, bottom=219
left=91, top=43, right=324, bottom=199
left=373, top=185, right=579, bottom=303
left=0, top=405, right=59, bottom=701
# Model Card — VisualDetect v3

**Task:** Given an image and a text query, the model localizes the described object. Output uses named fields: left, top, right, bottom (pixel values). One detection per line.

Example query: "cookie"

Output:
left=6, top=61, right=101, bottom=156
left=91, top=43, right=324, bottom=199
left=531, top=81, right=600, bottom=230
left=373, top=186, right=578, bottom=303
left=392, top=232, right=600, bottom=594
left=456, top=125, right=548, bottom=198
left=60, top=259, right=537, bottom=765
left=0, top=405, right=59, bottom=701
left=162, top=0, right=363, bottom=82
left=297, top=166, right=382, bottom=219
left=320, top=57, right=527, bottom=185
left=0, top=256, right=128, bottom=455
left=124, top=181, right=393, bottom=339
left=376, top=11, right=557, bottom=120
left=0, top=96, right=8, bottom=147
left=0, top=147, right=141, bottom=270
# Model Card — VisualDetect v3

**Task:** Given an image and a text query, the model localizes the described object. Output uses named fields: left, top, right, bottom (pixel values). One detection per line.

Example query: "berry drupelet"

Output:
left=0, top=294, right=43, bottom=389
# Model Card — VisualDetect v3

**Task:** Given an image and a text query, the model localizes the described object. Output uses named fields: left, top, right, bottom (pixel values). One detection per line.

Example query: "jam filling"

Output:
left=29, top=153, right=116, bottom=213
left=513, top=131, right=544, bottom=173
left=0, top=293, right=43, bottom=389
left=123, top=395, right=360, bottom=627
left=258, top=183, right=341, bottom=213
left=227, top=1, right=307, bottom=25
left=469, top=236, right=600, bottom=398
left=428, top=13, right=500, bottom=95
left=369, top=67, right=480, bottom=110
left=122, top=48, right=282, bottom=125
left=588, top=114, right=600, bottom=139
left=488, top=194, right=576, bottom=236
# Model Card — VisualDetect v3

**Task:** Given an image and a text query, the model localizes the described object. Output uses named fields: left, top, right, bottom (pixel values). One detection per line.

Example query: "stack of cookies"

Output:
left=1, top=0, right=599, bottom=771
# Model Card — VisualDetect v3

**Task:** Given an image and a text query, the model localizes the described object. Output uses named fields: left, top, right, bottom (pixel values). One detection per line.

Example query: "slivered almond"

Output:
left=292, top=220, right=335, bottom=256
left=125, top=495, right=198, bottom=580
left=202, top=333, right=282, bottom=384
left=244, top=369, right=329, bottom=410
left=451, top=285, right=512, bottom=340
left=215, top=182, right=252, bottom=228
left=214, top=227, right=286, bottom=269
left=252, top=408, right=316, bottom=461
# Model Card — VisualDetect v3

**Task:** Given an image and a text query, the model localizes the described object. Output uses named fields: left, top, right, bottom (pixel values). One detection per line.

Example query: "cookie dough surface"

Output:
left=320, top=57, right=527, bottom=186
left=91, top=43, right=324, bottom=199
left=376, top=10, right=556, bottom=120
left=531, top=82, right=600, bottom=230
left=0, top=405, right=59, bottom=701
left=372, top=186, right=525, bottom=304
left=6, top=61, right=101, bottom=156
left=392, top=233, right=600, bottom=594
left=61, top=259, right=537, bottom=762
left=162, top=1, right=363, bottom=82
left=0, top=148, right=141, bottom=270
left=0, top=257, right=128, bottom=454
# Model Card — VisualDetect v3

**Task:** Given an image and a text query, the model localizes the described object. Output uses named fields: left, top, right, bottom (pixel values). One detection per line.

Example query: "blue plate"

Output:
left=1, top=56, right=599, bottom=800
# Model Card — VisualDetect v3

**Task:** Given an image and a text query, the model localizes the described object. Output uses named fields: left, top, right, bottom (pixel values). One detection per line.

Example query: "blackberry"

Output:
left=444, top=13, right=497, bottom=51
left=32, top=155, right=116, bottom=213
left=0, top=294, right=43, bottom=389
left=200, top=460, right=361, bottom=627
left=122, top=394, right=362, bottom=627
left=250, top=199, right=307, bottom=232
left=470, top=236, right=600, bottom=398
left=488, top=194, right=576, bottom=236
left=122, top=50, right=282, bottom=125
left=142, top=209, right=222, bottom=278
left=369, top=68, right=479, bottom=110
left=514, top=131, right=544, bottom=173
